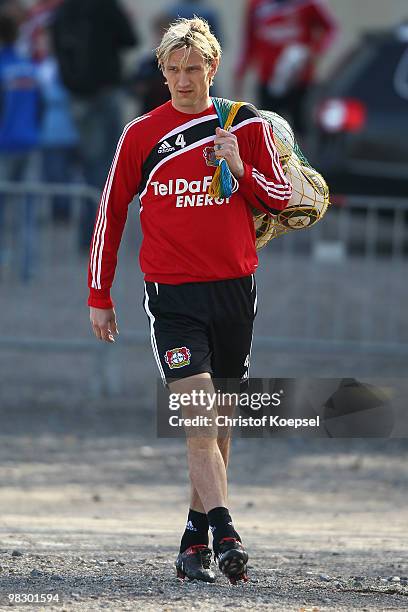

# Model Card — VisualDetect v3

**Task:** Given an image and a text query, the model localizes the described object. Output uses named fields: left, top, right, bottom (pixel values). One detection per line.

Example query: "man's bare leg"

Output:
left=172, top=374, right=247, bottom=583
left=169, top=373, right=227, bottom=511
left=189, top=391, right=235, bottom=512
left=172, top=373, right=227, bottom=582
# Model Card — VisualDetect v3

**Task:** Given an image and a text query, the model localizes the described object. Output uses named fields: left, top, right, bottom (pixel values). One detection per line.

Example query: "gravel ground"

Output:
left=0, top=403, right=407, bottom=612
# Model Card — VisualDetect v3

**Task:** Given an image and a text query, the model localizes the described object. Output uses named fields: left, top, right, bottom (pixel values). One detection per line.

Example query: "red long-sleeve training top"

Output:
left=88, top=100, right=292, bottom=309
left=235, top=0, right=338, bottom=86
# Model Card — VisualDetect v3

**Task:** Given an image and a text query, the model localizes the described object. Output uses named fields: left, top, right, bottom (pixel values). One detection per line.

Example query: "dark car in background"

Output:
left=307, top=24, right=408, bottom=200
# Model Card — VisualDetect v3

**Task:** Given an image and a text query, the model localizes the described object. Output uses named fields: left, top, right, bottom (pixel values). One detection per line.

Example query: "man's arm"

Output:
left=215, top=119, right=293, bottom=215
left=238, top=118, right=293, bottom=215
left=88, top=118, right=145, bottom=311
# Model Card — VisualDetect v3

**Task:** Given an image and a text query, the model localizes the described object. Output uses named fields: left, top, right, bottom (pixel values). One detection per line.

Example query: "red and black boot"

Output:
left=215, top=537, right=249, bottom=584
left=175, top=544, right=216, bottom=582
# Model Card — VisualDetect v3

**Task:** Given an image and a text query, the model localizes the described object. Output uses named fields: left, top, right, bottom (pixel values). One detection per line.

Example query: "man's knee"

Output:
left=168, top=372, right=212, bottom=395
left=187, top=435, right=218, bottom=452
left=170, top=373, right=215, bottom=422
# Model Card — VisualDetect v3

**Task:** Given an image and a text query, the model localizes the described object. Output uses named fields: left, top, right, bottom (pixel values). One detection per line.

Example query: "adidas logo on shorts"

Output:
left=158, top=140, right=175, bottom=154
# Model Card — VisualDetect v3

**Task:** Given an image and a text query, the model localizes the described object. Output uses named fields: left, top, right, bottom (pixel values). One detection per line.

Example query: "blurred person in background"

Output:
left=36, top=26, right=79, bottom=223
left=166, top=0, right=222, bottom=42
left=0, top=0, right=26, bottom=26
left=0, top=12, right=40, bottom=279
left=128, top=13, right=171, bottom=115
left=20, top=0, right=63, bottom=61
left=52, top=0, right=138, bottom=250
left=235, top=0, right=338, bottom=135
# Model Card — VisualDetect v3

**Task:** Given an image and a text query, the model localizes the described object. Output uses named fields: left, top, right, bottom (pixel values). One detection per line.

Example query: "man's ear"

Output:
left=161, top=64, right=168, bottom=86
left=208, top=58, right=219, bottom=83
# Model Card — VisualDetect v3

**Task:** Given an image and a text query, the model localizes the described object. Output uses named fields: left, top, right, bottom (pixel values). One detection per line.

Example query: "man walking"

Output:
left=88, top=18, right=292, bottom=583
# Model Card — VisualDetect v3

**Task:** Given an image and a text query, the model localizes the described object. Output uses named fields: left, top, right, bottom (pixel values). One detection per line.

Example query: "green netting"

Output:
left=212, top=100, right=311, bottom=169
left=259, top=110, right=310, bottom=168
left=209, top=99, right=331, bottom=249
left=256, top=109, right=330, bottom=248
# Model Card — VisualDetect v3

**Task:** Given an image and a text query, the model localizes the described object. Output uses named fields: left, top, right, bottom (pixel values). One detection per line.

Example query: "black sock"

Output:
left=179, top=509, right=209, bottom=553
left=208, top=506, right=241, bottom=554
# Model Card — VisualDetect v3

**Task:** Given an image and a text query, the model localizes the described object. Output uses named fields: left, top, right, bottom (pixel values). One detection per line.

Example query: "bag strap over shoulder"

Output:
left=211, top=97, right=247, bottom=130
left=208, top=98, right=247, bottom=198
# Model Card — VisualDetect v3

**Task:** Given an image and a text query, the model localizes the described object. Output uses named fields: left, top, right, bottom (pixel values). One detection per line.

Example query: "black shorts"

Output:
left=143, top=275, right=257, bottom=388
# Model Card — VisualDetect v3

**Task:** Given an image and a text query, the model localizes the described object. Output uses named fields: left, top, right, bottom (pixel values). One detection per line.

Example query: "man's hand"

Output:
left=214, top=127, right=245, bottom=179
left=90, top=307, right=119, bottom=343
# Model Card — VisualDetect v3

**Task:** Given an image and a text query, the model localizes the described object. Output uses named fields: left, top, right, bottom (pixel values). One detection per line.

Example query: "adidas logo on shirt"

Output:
left=158, top=140, right=175, bottom=154
left=186, top=520, right=198, bottom=532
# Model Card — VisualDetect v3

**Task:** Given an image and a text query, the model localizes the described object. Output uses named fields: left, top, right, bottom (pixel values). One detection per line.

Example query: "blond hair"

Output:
left=156, top=17, right=222, bottom=70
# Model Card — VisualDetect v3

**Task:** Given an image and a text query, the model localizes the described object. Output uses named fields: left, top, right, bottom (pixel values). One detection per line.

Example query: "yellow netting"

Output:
left=208, top=99, right=331, bottom=250
left=253, top=110, right=331, bottom=250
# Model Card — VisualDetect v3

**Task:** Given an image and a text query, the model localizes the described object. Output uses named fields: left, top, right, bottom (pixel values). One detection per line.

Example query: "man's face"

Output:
left=163, top=47, right=218, bottom=112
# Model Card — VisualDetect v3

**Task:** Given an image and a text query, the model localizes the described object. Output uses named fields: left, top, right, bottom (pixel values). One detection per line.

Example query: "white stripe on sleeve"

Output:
left=90, top=114, right=150, bottom=290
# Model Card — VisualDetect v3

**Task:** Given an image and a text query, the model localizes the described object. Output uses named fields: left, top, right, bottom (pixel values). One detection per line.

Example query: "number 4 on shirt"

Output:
left=175, top=133, right=186, bottom=148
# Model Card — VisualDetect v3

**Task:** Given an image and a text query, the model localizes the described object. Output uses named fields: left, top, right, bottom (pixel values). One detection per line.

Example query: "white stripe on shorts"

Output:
left=143, top=283, right=166, bottom=384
